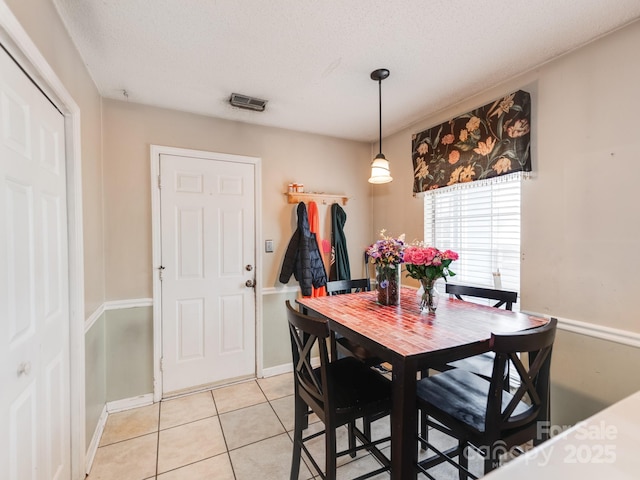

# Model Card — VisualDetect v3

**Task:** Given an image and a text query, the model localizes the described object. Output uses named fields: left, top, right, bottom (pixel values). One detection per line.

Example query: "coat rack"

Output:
left=285, top=191, right=349, bottom=206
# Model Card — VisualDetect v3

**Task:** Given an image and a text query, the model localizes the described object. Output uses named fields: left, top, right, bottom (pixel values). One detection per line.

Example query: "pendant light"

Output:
left=368, top=68, right=392, bottom=184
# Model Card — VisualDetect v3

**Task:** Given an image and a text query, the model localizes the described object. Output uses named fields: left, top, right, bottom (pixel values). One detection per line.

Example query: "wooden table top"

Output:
left=297, top=287, right=548, bottom=358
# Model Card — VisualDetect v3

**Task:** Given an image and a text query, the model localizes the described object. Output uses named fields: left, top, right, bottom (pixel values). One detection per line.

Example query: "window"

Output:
left=423, top=174, right=521, bottom=300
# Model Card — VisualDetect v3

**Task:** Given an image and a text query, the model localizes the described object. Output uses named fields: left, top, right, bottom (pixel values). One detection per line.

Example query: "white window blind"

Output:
left=423, top=174, right=521, bottom=298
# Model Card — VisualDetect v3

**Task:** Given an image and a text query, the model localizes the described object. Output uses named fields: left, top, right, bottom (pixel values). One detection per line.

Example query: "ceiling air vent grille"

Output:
left=229, top=93, right=267, bottom=112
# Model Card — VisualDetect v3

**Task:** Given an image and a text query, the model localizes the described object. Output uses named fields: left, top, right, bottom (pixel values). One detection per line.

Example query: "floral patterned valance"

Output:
left=412, top=90, right=531, bottom=193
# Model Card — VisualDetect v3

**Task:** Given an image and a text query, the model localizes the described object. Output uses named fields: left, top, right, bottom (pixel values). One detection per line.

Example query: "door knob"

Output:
left=245, top=279, right=256, bottom=288
left=245, top=265, right=253, bottom=271
left=17, top=361, right=31, bottom=376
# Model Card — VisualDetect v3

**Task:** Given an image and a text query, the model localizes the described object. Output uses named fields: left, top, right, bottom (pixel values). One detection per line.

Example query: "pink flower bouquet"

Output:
left=403, top=244, right=458, bottom=282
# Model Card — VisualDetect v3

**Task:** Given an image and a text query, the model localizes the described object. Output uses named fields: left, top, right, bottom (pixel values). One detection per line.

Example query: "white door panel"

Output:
left=0, top=46, right=70, bottom=480
left=160, top=153, right=256, bottom=394
left=9, top=383, right=37, bottom=480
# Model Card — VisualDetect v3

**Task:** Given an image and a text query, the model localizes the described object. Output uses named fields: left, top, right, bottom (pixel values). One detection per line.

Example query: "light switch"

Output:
left=265, top=239, right=274, bottom=253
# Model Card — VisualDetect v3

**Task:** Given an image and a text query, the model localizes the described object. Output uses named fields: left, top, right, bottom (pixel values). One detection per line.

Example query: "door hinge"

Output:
left=160, top=357, right=164, bottom=372
left=157, top=174, right=162, bottom=189
left=158, top=265, right=165, bottom=280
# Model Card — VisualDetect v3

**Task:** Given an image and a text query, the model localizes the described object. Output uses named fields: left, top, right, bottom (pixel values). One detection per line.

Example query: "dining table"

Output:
left=296, top=286, right=548, bottom=480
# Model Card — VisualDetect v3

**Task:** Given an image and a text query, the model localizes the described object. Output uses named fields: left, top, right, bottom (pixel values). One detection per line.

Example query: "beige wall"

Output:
left=6, top=0, right=106, bottom=317
left=101, top=100, right=374, bottom=372
left=102, top=99, right=373, bottom=300
left=375, top=20, right=640, bottom=423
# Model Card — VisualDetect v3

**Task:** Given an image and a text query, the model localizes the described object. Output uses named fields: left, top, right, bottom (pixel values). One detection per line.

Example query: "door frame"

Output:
left=150, top=145, right=263, bottom=402
left=0, top=4, right=85, bottom=479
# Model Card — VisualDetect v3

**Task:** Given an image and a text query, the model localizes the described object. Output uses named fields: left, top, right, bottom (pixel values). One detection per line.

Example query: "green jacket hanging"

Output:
left=329, top=203, right=351, bottom=282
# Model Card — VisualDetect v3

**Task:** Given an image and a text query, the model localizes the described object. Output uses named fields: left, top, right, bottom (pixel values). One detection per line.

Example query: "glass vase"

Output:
left=419, top=278, right=439, bottom=313
left=375, top=264, right=401, bottom=306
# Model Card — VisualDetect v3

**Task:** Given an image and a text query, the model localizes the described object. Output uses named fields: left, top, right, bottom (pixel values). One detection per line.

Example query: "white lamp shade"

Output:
left=368, top=155, right=393, bottom=184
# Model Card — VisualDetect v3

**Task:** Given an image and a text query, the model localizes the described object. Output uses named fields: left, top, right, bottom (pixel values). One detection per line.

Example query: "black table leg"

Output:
left=391, top=354, right=418, bottom=480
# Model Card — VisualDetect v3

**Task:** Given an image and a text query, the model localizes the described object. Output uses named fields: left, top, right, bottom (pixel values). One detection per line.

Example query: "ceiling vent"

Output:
left=229, top=93, right=267, bottom=112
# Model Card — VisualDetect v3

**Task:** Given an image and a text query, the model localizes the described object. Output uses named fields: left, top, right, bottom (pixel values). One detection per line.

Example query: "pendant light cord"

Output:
left=378, top=78, right=382, bottom=155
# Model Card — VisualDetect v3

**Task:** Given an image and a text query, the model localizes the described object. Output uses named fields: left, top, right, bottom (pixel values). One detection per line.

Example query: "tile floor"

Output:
left=87, top=372, right=487, bottom=480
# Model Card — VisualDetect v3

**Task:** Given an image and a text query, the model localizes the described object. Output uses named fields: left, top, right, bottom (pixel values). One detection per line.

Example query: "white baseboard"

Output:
left=85, top=404, right=107, bottom=475
left=106, top=393, right=154, bottom=414
left=261, top=357, right=320, bottom=378
left=85, top=393, right=154, bottom=474
left=262, top=363, right=293, bottom=377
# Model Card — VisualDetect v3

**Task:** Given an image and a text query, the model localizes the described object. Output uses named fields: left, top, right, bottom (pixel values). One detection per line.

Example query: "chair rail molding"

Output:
left=522, top=311, right=640, bottom=349
left=84, top=304, right=105, bottom=333
left=262, top=286, right=301, bottom=295
left=85, top=298, right=154, bottom=333
left=105, top=298, right=154, bottom=310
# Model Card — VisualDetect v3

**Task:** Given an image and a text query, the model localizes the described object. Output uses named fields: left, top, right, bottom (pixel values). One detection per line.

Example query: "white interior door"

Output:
left=160, top=152, right=256, bottom=395
left=0, top=47, right=70, bottom=479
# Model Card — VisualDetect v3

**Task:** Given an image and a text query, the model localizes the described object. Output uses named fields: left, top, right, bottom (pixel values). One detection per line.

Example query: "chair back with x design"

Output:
left=287, top=301, right=331, bottom=418
left=486, top=318, right=556, bottom=437
left=286, top=301, right=392, bottom=480
left=416, top=318, right=557, bottom=478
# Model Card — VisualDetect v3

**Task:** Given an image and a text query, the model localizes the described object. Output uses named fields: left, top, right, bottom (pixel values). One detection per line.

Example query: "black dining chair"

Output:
left=416, top=318, right=557, bottom=479
left=325, top=278, right=385, bottom=367
left=326, top=278, right=371, bottom=295
left=285, top=300, right=392, bottom=480
left=419, top=283, right=519, bottom=448
left=439, top=283, right=519, bottom=378
left=446, top=283, right=518, bottom=310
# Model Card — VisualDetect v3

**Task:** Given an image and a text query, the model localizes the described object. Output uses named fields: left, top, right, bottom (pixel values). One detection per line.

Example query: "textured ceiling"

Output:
left=53, top=0, right=640, bottom=142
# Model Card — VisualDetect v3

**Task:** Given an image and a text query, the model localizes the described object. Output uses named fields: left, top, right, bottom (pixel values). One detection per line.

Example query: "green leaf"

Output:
left=456, top=143, right=474, bottom=152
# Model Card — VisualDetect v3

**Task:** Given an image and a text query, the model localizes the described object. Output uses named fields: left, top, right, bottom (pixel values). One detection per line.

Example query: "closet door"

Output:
left=0, top=46, right=71, bottom=480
